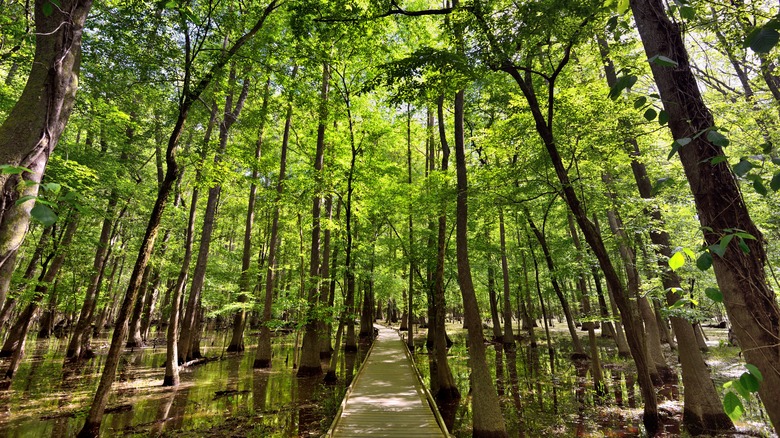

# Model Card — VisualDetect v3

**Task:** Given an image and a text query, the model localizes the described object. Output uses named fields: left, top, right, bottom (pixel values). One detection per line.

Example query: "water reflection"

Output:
left=412, top=329, right=689, bottom=437
left=0, top=330, right=363, bottom=437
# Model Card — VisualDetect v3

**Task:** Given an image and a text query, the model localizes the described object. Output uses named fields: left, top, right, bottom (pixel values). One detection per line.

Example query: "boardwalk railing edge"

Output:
left=324, top=324, right=379, bottom=437
left=400, top=329, right=453, bottom=438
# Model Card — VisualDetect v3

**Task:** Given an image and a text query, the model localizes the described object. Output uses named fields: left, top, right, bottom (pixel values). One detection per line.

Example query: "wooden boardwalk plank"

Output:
left=329, top=325, right=448, bottom=437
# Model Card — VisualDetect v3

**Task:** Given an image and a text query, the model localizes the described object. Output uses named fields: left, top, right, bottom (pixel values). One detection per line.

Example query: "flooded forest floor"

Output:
left=411, top=323, right=776, bottom=437
left=0, top=323, right=775, bottom=437
left=0, top=330, right=365, bottom=437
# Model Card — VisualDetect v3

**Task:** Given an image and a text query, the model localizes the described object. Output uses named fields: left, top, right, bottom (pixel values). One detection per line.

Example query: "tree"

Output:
left=630, top=0, right=780, bottom=430
left=0, top=0, right=92, bottom=285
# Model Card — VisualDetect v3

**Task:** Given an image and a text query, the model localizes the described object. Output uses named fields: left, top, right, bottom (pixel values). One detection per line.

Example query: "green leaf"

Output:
left=634, top=96, right=647, bottom=109
left=710, top=156, right=728, bottom=165
left=738, top=238, right=750, bottom=253
left=772, top=157, right=780, bottom=166
left=740, top=372, right=760, bottom=393
left=30, top=204, right=57, bottom=227
left=617, top=0, right=630, bottom=14
left=753, top=178, right=768, bottom=196
left=747, top=27, right=780, bottom=53
left=679, top=5, right=695, bottom=20
left=15, top=195, right=38, bottom=205
left=696, top=252, right=713, bottom=271
left=707, top=130, right=730, bottom=147
left=658, top=110, right=669, bottom=125
left=651, top=177, right=674, bottom=195
left=42, top=182, right=61, bottom=194
left=668, top=138, right=690, bottom=160
left=669, top=298, right=691, bottom=309
left=733, top=379, right=751, bottom=399
left=719, top=234, right=735, bottom=255
left=704, top=287, right=723, bottom=302
left=734, top=231, right=756, bottom=240
left=668, top=143, right=681, bottom=160
left=771, top=172, right=780, bottom=191
left=0, top=164, right=32, bottom=175
left=669, top=250, right=685, bottom=271
left=648, top=55, right=679, bottom=67
left=723, top=392, right=744, bottom=421
left=608, top=75, right=637, bottom=100
left=683, top=247, right=696, bottom=259
left=644, top=108, right=657, bottom=121
left=745, top=364, right=764, bottom=382
left=733, top=159, right=753, bottom=177
left=709, top=244, right=726, bottom=258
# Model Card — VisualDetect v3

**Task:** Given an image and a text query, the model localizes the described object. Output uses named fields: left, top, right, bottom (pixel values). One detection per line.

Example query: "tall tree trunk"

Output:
left=469, top=2, right=658, bottom=426
left=297, top=61, right=329, bottom=377
left=255, top=67, right=296, bottom=369
left=498, top=58, right=659, bottom=435
left=631, top=0, right=780, bottom=430
left=180, top=67, right=250, bottom=362
left=433, top=94, right=460, bottom=403
left=65, top=181, right=126, bottom=360
left=407, top=105, right=415, bottom=350
left=228, top=76, right=270, bottom=353
left=126, top=266, right=152, bottom=348
left=0, top=0, right=93, bottom=279
left=603, top=203, right=669, bottom=383
left=485, top=226, right=503, bottom=343
left=140, top=265, right=163, bottom=341
left=498, top=210, right=514, bottom=347
left=340, top=64, right=360, bottom=354
left=567, top=214, right=605, bottom=397
left=518, top=247, right=537, bottom=347
left=525, top=209, right=585, bottom=358
left=453, top=89, right=508, bottom=437
left=37, top=279, right=60, bottom=339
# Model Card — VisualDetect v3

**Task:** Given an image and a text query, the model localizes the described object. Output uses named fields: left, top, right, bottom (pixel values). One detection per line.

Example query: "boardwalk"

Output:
left=328, top=325, right=449, bottom=437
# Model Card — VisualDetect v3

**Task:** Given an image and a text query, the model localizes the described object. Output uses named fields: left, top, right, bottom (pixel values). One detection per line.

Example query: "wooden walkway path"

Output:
left=328, top=325, right=449, bottom=437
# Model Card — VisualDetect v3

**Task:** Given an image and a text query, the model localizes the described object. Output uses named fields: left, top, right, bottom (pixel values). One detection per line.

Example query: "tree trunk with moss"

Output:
left=0, top=0, right=92, bottom=286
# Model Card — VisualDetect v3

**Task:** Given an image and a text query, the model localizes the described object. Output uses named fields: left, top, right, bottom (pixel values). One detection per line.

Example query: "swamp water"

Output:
left=0, top=330, right=364, bottom=437
left=410, top=325, right=775, bottom=437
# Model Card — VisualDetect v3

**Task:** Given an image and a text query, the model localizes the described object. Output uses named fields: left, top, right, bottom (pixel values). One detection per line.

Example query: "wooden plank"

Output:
left=329, top=325, right=448, bottom=437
